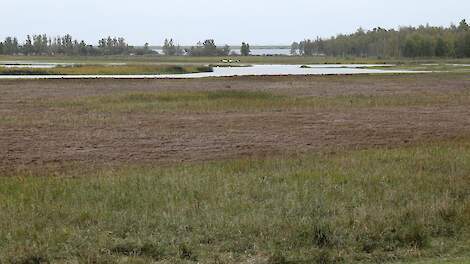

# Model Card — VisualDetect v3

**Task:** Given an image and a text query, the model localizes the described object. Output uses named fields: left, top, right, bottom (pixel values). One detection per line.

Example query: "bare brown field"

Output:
left=1, top=73, right=470, bottom=173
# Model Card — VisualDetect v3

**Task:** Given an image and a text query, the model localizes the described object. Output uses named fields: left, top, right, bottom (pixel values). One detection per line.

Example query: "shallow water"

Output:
left=233, top=49, right=291, bottom=56
left=0, top=64, right=421, bottom=79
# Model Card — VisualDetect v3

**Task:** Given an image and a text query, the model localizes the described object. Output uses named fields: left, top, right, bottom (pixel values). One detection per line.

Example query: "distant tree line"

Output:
left=4, top=19, right=469, bottom=58
left=0, top=34, right=155, bottom=56
left=291, top=19, right=470, bottom=58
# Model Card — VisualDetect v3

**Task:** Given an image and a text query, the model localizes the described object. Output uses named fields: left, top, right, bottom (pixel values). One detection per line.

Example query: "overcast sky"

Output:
left=1, top=0, right=469, bottom=46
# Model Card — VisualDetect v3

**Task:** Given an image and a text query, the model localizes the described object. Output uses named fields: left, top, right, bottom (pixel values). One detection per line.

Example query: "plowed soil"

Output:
left=1, top=74, right=470, bottom=173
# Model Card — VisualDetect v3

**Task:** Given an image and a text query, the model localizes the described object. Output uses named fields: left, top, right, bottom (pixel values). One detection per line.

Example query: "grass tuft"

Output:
left=110, top=241, right=165, bottom=260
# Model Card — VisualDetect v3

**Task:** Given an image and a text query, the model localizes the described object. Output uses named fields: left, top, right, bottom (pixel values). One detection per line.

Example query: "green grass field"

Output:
left=1, top=141, right=470, bottom=263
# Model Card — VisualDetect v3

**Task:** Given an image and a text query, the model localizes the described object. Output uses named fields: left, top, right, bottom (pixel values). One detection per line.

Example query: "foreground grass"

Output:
left=0, top=65, right=212, bottom=75
left=44, top=89, right=470, bottom=114
left=1, top=141, right=470, bottom=263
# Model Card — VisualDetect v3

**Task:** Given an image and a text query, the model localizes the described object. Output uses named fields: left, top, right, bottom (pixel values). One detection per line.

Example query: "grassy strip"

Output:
left=1, top=141, right=469, bottom=263
left=0, top=116, right=15, bottom=125
left=44, top=90, right=470, bottom=113
left=362, top=64, right=470, bottom=72
left=0, top=65, right=212, bottom=75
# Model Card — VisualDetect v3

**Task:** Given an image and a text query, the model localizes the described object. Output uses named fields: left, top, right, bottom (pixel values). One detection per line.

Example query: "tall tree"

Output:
left=202, top=39, right=217, bottom=55
left=163, top=38, right=177, bottom=56
left=458, top=19, right=469, bottom=31
left=24, top=35, right=33, bottom=55
left=240, top=42, right=251, bottom=56
left=290, top=42, right=299, bottom=55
